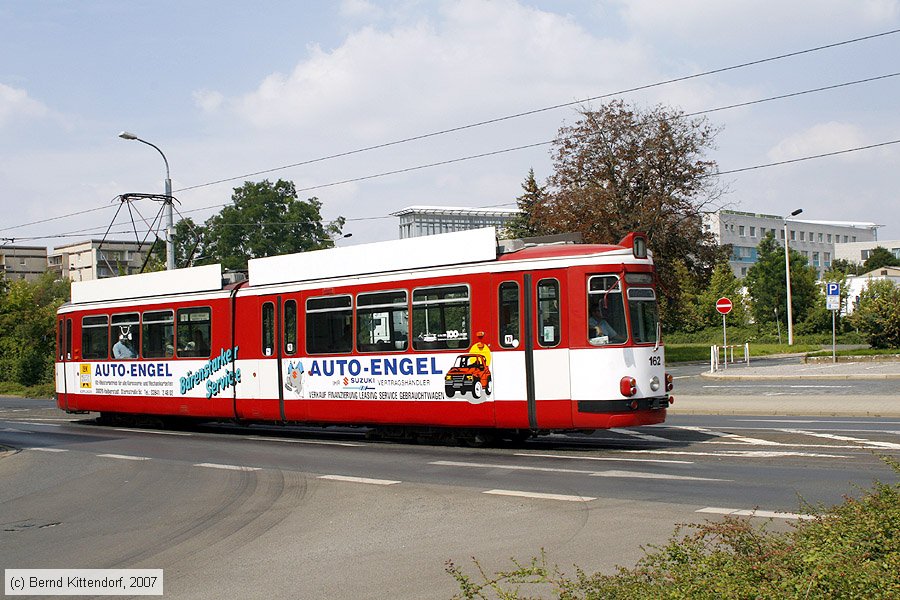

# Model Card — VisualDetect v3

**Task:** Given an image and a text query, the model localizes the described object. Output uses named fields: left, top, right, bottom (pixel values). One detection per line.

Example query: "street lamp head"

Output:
left=118, top=131, right=138, bottom=140
left=790, top=208, right=803, bottom=217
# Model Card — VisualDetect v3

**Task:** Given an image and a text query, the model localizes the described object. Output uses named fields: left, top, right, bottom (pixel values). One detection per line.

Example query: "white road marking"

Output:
left=514, top=453, right=692, bottom=465
left=779, top=428, right=900, bottom=450
left=484, top=489, right=596, bottom=502
left=703, top=384, right=853, bottom=389
left=12, top=422, right=62, bottom=427
left=431, top=460, right=595, bottom=475
left=0, top=427, right=31, bottom=433
left=318, top=474, right=400, bottom=485
left=97, top=453, right=151, bottom=461
left=194, top=462, right=260, bottom=471
left=697, top=507, right=815, bottom=520
left=736, top=419, right=900, bottom=424
left=609, top=428, right=672, bottom=442
left=674, top=425, right=783, bottom=446
left=26, top=448, right=68, bottom=453
left=246, top=436, right=362, bottom=447
left=591, top=470, right=726, bottom=481
left=114, top=428, right=191, bottom=436
left=622, top=449, right=848, bottom=459
left=431, top=460, right=726, bottom=481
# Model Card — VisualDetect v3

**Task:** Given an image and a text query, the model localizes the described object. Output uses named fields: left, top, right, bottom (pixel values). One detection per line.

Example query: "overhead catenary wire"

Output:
left=172, top=28, right=900, bottom=193
left=3, top=28, right=898, bottom=239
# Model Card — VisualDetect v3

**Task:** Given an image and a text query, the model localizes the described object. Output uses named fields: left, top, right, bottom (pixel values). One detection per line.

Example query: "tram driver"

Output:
left=589, top=304, right=618, bottom=344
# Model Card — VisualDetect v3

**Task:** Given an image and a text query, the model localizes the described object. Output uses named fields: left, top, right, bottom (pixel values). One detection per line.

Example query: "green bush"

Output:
left=448, top=458, right=900, bottom=599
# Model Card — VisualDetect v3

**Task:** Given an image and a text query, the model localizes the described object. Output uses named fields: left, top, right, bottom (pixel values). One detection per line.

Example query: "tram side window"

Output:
left=284, top=300, right=297, bottom=355
left=587, top=275, right=628, bottom=345
left=498, top=282, right=520, bottom=348
left=142, top=310, right=174, bottom=358
left=412, top=285, right=469, bottom=351
left=57, top=320, right=64, bottom=361
left=537, top=279, right=560, bottom=347
left=82, top=315, right=109, bottom=359
left=357, top=290, right=408, bottom=353
left=177, top=307, right=211, bottom=358
left=110, top=313, right=140, bottom=359
left=306, top=295, right=352, bottom=354
left=262, top=302, right=275, bottom=356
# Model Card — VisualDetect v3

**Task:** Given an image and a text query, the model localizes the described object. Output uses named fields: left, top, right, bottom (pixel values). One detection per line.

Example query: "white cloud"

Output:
left=204, top=0, right=654, bottom=142
left=0, top=83, right=49, bottom=126
left=340, top=0, right=384, bottom=20
left=767, top=122, right=868, bottom=162
left=192, top=89, right=224, bottom=112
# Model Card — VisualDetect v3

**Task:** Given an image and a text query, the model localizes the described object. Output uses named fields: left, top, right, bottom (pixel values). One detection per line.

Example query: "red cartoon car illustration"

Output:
left=444, top=353, right=492, bottom=399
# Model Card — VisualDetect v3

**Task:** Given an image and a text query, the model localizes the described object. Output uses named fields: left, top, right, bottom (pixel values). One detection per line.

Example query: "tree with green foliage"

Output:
left=147, top=217, right=207, bottom=270
left=697, top=261, right=748, bottom=329
left=0, top=273, right=70, bottom=386
left=862, top=246, right=900, bottom=272
left=848, top=278, right=900, bottom=348
left=829, top=257, right=862, bottom=276
left=510, top=101, right=729, bottom=331
left=501, top=168, right=546, bottom=239
left=203, top=179, right=345, bottom=271
left=744, top=232, right=818, bottom=329
left=799, top=269, right=850, bottom=335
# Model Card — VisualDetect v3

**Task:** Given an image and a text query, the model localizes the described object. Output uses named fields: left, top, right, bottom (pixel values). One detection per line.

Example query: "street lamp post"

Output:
left=118, top=131, right=175, bottom=271
left=784, top=208, right=803, bottom=345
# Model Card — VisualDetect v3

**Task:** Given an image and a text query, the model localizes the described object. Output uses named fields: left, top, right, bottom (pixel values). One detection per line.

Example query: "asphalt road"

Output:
left=2, top=387, right=899, bottom=599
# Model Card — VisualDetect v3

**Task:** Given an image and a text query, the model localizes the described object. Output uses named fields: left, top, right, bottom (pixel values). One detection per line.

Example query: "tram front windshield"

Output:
left=587, top=274, right=660, bottom=345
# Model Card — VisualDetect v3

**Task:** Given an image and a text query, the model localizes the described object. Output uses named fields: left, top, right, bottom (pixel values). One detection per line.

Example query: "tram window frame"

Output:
left=262, top=302, right=275, bottom=356
left=284, top=299, right=298, bottom=355
left=587, top=275, right=628, bottom=346
left=66, top=319, right=72, bottom=360
left=536, top=279, right=561, bottom=347
left=82, top=315, right=109, bottom=360
left=411, top=284, right=470, bottom=351
left=498, top=281, right=520, bottom=349
left=110, top=312, right=140, bottom=359
left=356, top=290, right=408, bottom=353
left=142, top=310, right=174, bottom=358
left=57, top=320, right=65, bottom=361
left=306, top=294, right=353, bottom=355
left=176, top=307, right=212, bottom=358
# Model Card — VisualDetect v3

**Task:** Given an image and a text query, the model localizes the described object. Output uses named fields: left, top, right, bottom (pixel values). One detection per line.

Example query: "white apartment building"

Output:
left=703, top=210, right=879, bottom=278
left=0, top=245, right=48, bottom=282
left=49, top=240, right=151, bottom=282
left=833, top=240, right=900, bottom=264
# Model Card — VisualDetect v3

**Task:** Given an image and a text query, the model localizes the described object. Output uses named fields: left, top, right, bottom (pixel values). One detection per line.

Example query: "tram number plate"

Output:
left=648, top=356, right=661, bottom=366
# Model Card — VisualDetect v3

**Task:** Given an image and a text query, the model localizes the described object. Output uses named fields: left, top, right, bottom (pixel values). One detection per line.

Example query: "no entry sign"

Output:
left=716, top=297, right=733, bottom=315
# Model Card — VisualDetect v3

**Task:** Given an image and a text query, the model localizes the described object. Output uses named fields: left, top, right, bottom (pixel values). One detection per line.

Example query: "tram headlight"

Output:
left=649, top=376, right=660, bottom=391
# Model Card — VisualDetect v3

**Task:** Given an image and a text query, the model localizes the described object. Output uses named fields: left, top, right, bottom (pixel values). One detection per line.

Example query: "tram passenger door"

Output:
left=56, top=317, right=72, bottom=410
left=524, top=273, right=571, bottom=430
left=491, top=275, right=535, bottom=430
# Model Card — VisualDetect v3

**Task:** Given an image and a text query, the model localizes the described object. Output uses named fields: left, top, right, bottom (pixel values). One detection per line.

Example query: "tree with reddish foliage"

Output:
left=525, top=101, right=729, bottom=330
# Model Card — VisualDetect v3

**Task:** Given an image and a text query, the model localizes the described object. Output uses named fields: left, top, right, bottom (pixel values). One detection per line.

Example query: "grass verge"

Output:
left=448, top=457, right=900, bottom=599
left=0, top=381, right=56, bottom=399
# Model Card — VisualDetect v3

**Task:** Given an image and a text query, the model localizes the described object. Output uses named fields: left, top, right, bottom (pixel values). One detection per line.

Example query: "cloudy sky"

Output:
left=2, top=0, right=899, bottom=253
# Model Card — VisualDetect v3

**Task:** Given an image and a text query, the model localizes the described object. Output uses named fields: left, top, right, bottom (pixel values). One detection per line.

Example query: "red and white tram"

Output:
left=55, top=228, right=672, bottom=441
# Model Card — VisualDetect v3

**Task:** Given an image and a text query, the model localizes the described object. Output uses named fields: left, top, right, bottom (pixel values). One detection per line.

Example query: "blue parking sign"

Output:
left=826, top=282, right=840, bottom=296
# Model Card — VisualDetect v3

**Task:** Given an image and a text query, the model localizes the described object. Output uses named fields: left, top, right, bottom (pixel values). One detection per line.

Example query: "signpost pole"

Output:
left=722, top=313, right=727, bottom=369
left=832, top=309, right=836, bottom=363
